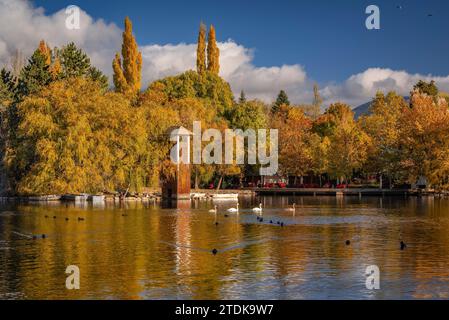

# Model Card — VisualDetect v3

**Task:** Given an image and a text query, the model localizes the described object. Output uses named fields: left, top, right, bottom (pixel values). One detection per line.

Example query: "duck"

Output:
left=208, top=205, right=218, bottom=214
left=252, top=203, right=263, bottom=213
left=400, top=241, right=407, bottom=250
left=227, top=202, right=239, bottom=213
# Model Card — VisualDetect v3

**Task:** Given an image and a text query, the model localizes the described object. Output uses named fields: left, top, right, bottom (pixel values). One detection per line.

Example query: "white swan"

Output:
left=286, top=203, right=296, bottom=212
left=252, top=203, right=263, bottom=213
left=227, top=202, right=239, bottom=213
left=208, top=205, right=217, bottom=214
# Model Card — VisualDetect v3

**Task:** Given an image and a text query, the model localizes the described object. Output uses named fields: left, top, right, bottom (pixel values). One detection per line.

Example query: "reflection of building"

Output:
left=162, top=127, right=193, bottom=200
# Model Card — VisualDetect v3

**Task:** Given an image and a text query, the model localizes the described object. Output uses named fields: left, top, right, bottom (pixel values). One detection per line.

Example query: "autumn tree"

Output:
left=207, top=25, right=220, bottom=74
left=271, top=105, right=314, bottom=185
left=113, top=17, right=142, bottom=95
left=227, top=99, right=268, bottom=186
left=324, top=103, right=369, bottom=183
left=9, top=78, right=148, bottom=195
left=196, top=23, right=207, bottom=75
left=147, top=70, right=234, bottom=116
left=359, top=91, right=407, bottom=188
left=398, top=92, right=449, bottom=188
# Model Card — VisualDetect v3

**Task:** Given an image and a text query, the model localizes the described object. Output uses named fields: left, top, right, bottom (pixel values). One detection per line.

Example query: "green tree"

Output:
left=238, top=90, right=247, bottom=104
left=227, top=99, right=267, bottom=130
left=59, top=42, right=108, bottom=89
left=147, top=70, right=234, bottom=116
left=272, top=90, right=290, bottom=113
left=0, top=69, right=14, bottom=107
left=17, top=49, right=52, bottom=98
left=413, top=80, right=438, bottom=97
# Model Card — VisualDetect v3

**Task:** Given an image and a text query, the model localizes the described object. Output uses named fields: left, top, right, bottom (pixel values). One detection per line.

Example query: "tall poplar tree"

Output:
left=113, top=17, right=142, bottom=94
left=196, top=23, right=207, bottom=75
left=207, top=25, right=220, bottom=74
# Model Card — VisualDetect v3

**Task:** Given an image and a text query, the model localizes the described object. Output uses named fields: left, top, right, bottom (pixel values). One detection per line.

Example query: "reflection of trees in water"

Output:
left=1, top=196, right=449, bottom=299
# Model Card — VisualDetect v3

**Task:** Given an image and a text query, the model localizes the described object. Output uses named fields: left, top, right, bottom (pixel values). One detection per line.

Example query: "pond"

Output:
left=0, top=196, right=448, bottom=299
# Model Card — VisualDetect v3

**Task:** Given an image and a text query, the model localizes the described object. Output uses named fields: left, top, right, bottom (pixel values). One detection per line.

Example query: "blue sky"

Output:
left=34, top=0, right=449, bottom=83
left=1, top=0, right=449, bottom=106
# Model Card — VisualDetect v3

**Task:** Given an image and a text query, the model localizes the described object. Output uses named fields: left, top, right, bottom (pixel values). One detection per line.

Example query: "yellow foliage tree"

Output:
left=207, top=25, right=220, bottom=74
left=38, top=40, right=51, bottom=65
left=196, top=23, right=207, bottom=75
left=271, top=105, right=315, bottom=184
left=398, top=91, right=449, bottom=188
left=325, top=103, right=370, bottom=182
left=359, top=91, right=407, bottom=187
left=12, top=78, right=148, bottom=195
left=113, top=17, right=142, bottom=95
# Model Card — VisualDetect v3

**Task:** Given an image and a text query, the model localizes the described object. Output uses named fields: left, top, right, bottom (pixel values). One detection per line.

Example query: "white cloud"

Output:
left=0, top=0, right=308, bottom=104
left=321, top=68, right=449, bottom=107
left=1, top=0, right=449, bottom=108
left=0, top=0, right=121, bottom=76
left=140, top=40, right=309, bottom=103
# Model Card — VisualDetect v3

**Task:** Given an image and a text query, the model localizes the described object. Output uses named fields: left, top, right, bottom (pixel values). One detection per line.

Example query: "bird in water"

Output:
left=78, top=217, right=85, bottom=221
left=400, top=241, right=407, bottom=250
left=346, top=240, right=351, bottom=246
left=208, top=205, right=218, bottom=214
left=212, top=248, right=218, bottom=255
left=286, top=203, right=296, bottom=212
left=252, top=203, right=263, bottom=213
left=227, top=203, right=239, bottom=213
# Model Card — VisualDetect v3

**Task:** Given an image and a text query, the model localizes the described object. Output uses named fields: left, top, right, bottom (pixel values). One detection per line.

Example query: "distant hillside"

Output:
left=353, top=96, right=410, bottom=119
left=353, top=101, right=372, bottom=119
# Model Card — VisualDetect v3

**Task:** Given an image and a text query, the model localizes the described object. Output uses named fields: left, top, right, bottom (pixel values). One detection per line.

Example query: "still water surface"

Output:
left=0, top=196, right=449, bottom=300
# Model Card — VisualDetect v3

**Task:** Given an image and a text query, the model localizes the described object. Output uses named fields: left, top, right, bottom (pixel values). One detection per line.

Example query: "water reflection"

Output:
left=0, top=196, right=449, bottom=299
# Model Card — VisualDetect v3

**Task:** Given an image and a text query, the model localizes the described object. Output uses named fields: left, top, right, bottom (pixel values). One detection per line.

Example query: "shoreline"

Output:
left=0, top=188, right=448, bottom=203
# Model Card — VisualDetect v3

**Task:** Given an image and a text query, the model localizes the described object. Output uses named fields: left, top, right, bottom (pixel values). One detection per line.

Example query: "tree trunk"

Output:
left=194, top=169, right=199, bottom=190
left=379, top=175, right=383, bottom=190
left=319, top=175, right=322, bottom=187
left=216, top=175, right=224, bottom=190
